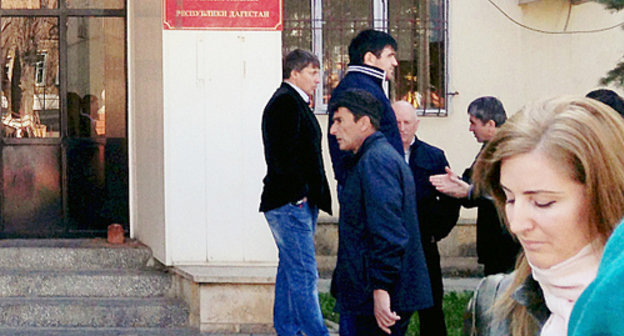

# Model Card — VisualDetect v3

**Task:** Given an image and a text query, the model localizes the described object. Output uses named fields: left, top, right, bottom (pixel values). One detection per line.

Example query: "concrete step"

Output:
left=0, top=297, right=188, bottom=328
left=0, top=269, right=172, bottom=297
left=0, top=239, right=152, bottom=270
left=0, top=327, right=202, bottom=336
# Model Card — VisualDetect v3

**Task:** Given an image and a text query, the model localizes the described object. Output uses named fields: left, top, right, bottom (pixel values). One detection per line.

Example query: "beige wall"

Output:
left=128, top=0, right=167, bottom=261
left=418, top=0, right=624, bottom=175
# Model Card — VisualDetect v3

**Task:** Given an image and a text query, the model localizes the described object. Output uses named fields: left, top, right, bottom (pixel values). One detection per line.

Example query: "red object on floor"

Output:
left=107, top=224, right=125, bottom=244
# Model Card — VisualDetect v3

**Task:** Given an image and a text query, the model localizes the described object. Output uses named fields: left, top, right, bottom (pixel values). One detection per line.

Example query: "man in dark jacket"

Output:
left=586, top=88, right=624, bottom=117
left=430, top=97, right=520, bottom=275
left=328, top=29, right=404, bottom=187
left=260, top=49, right=332, bottom=336
left=329, top=89, right=432, bottom=336
left=394, top=100, right=460, bottom=336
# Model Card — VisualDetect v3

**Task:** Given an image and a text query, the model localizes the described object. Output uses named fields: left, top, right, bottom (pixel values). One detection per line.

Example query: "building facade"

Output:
left=0, top=0, right=623, bottom=332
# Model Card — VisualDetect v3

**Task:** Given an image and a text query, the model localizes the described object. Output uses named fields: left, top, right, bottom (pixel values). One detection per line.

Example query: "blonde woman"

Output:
left=464, top=96, right=624, bottom=336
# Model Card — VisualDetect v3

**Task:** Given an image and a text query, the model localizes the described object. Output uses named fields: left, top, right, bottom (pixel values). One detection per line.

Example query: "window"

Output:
left=282, top=0, right=448, bottom=116
left=34, top=51, right=46, bottom=86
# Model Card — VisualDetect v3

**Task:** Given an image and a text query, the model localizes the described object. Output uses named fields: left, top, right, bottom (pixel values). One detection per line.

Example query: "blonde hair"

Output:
left=473, top=96, right=624, bottom=335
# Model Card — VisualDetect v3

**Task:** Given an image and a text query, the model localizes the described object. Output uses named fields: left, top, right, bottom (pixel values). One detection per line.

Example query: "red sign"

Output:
left=163, top=0, right=283, bottom=31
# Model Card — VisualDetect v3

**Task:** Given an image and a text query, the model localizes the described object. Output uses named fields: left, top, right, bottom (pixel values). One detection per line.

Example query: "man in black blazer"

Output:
left=260, top=49, right=332, bottom=336
left=394, top=100, right=460, bottom=336
left=430, top=97, right=520, bottom=276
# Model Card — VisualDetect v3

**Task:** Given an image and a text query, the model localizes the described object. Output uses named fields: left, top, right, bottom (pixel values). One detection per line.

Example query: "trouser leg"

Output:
left=339, top=312, right=413, bottom=336
left=418, top=242, right=447, bottom=336
left=265, top=202, right=328, bottom=336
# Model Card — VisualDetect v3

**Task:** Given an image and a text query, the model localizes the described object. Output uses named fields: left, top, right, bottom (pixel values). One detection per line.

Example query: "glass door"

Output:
left=0, top=0, right=126, bottom=237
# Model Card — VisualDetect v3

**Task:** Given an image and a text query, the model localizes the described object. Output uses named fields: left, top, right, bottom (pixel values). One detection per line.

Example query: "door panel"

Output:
left=2, top=145, right=62, bottom=236
left=0, top=4, right=127, bottom=237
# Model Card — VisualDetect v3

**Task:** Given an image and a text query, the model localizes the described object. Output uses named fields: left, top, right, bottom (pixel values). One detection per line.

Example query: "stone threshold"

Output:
left=172, top=264, right=277, bottom=284
left=170, top=264, right=277, bottom=333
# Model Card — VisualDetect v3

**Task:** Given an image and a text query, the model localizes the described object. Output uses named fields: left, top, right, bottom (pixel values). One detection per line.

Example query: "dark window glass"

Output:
left=282, top=0, right=311, bottom=54
left=65, top=0, right=123, bottom=9
left=67, top=17, right=125, bottom=139
left=66, top=17, right=127, bottom=229
left=322, top=0, right=372, bottom=105
left=389, top=0, right=446, bottom=114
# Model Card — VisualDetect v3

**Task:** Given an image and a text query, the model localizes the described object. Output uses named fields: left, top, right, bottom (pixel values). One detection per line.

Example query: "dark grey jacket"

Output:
left=331, top=132, right=432, bottom=314
left=464, top=273, right=549, bottom=336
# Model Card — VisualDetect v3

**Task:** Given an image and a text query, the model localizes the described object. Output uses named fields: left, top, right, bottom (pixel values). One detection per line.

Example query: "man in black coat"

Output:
left=394, top=101, right=460, bottom=336
left=260, top=49, right=332, bottom=336
left=329, top=90, right=432, bottom=336
left=328, top=29, right=404, bottom=187
left=430, top=97, right=520, bottom=276
left=586, top=89, right=624, bottom=117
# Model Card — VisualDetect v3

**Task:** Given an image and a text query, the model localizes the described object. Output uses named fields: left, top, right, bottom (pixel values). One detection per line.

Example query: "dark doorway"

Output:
left=0, top=1, right=127, bottom=238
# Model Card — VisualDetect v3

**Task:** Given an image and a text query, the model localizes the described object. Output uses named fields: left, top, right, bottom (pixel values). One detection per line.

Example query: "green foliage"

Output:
left=442, top=291, right=473, bottom=336
left=595, top=0, right=624, bottom=11
left=319, top=292, right=340, bottom=324
left=596, top=0, right=624, bottom=86
left=601, top=59, right=624, bottom=88
left=319, top=291, right=473, bottom=336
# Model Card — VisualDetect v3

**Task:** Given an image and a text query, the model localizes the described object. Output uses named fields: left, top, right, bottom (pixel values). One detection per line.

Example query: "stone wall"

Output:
left=315, top=216, right=480, bottom=277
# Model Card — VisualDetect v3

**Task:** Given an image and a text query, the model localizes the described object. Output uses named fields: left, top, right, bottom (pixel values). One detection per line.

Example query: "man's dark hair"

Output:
left=282, top=49, right=319, bottom=80
left=586, top=89, right=624, bottom=118
left=329, top=89, right=382, bottom=130
left=348, top=29, right=398, bottom=66
left=467, top=96, right=507, bottom=127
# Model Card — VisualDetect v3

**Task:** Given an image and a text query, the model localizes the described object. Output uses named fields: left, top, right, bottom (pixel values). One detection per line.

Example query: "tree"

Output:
left=1, top=16, right=58, bottom=137
left=596, top=0, right=624, bottom=87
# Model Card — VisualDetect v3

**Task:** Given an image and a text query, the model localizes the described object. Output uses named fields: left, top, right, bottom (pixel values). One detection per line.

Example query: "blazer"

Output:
left=462, top=148, right=519, bottom=269
left=331, top=132, right=432, bottom=314
left=259, top=82, right=332, bottom=214
left=407, top=137, right=460, bottom=242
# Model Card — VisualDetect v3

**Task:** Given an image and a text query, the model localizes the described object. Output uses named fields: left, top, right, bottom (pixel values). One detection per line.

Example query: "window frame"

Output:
left=304, top=0, right=448, bottom=116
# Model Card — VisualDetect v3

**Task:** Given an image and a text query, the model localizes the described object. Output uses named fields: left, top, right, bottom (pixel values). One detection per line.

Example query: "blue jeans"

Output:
left=265, top=201, right=329, bottom=336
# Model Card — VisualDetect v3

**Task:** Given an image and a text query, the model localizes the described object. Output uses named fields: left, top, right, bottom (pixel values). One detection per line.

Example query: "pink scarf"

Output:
left=530, top=243, right=603, bottom=336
